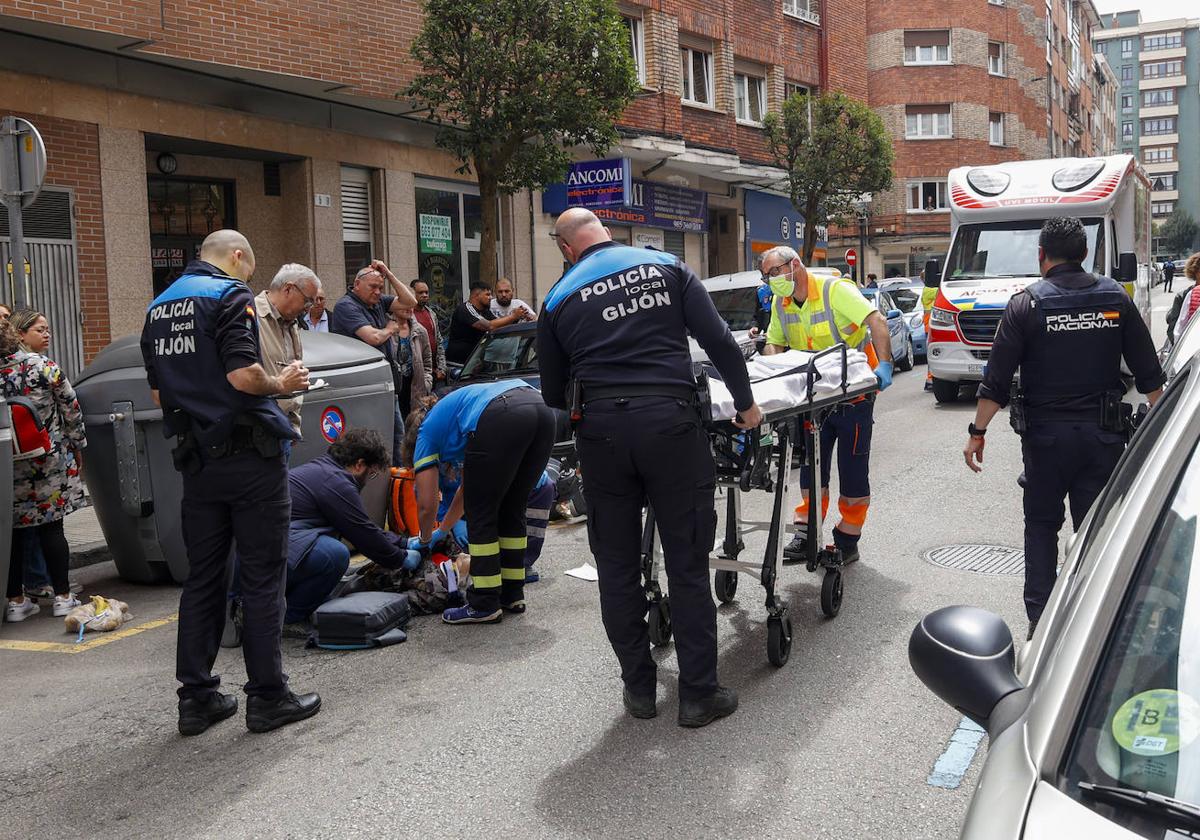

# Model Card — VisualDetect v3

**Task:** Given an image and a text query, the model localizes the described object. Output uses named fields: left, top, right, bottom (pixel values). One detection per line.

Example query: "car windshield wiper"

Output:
left=1079, top=781, right=1200, bottom=833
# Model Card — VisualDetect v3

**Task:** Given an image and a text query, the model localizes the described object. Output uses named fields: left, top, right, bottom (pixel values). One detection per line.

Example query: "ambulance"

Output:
left=926, top=154, right=1153, bottom=403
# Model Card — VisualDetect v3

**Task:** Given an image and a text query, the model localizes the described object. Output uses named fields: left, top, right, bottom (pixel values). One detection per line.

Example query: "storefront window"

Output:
left=147, top=176, right=235, bottom=296
left=415, top=180, right=483, bottom=321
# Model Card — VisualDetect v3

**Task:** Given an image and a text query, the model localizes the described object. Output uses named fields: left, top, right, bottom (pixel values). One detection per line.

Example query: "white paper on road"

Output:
left=564, top=563, right=599, bottom=582
left=708, top=349, right=876, bottom=421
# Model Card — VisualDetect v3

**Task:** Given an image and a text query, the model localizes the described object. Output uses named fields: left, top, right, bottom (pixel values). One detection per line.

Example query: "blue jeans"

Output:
left=285, top=535, right=350, bottom=624
left=23, top=535, right=51, bottom=590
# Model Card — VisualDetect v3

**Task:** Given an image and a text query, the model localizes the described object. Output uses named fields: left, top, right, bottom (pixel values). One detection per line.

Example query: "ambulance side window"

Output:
left=1092, top=223, right=1106, bottom=277
left=1108, top=221, right=1119, bottom=277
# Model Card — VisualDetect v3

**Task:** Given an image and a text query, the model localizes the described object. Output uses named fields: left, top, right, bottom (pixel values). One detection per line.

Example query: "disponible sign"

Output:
left=419, top=213, right=453, bottom=255
left=564, top=158, right=631, bottom=208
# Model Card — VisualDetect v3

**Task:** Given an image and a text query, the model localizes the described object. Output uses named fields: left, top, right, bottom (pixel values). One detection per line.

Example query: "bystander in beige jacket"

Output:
left=255, top=263, right=323, bottom=437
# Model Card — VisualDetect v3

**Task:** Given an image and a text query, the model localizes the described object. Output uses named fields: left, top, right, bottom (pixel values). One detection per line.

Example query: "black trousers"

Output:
left=577, top=396, right=718, bottom=702
left=6, top=520, right=70, bottom=599
left=177, top=449, right=291, bottom=701
left=1021, top=420, right=1125, bottom=622
left=463, top=388, right=555, bottom=612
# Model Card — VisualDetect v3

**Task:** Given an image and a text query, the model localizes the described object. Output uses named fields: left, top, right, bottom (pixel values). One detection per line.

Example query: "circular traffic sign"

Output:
left=845, top=248, right=857, bottom=266
left=320, top=405, right=346, bottom=443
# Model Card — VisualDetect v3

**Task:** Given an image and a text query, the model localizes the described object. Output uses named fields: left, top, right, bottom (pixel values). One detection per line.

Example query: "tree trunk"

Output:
left=803, top=196, right=822, bottom=264
left=477, top=167, right=501, bottom=287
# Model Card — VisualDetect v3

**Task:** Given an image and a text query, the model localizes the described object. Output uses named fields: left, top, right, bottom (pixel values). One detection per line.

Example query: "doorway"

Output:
left=414, top=179, right=482, bottom=326
left=147, top=177, right=236, bottom=296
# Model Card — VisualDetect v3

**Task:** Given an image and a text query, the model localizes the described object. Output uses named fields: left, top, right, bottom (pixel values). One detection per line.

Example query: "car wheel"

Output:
left=932, top=378, right=959, bottom=403
left=897, top=338, right=914, bottom=372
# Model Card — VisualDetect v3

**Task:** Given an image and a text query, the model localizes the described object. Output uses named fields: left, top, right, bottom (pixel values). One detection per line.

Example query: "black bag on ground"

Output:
left=309, top=591, right=411, bottom=650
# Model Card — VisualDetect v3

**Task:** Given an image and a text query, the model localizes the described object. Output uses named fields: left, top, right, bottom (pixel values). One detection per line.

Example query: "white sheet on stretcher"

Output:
left=709, top=349, right=877, bottom=421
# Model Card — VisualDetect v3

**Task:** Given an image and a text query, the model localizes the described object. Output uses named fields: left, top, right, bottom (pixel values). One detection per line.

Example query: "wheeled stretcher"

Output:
left=639, top=345, right=878, bottom=667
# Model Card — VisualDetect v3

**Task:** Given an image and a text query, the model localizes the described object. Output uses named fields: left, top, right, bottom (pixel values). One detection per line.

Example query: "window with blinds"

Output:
left=0, top=189, right=73, bottom=240
left=341, top=166, right=375, bottom=288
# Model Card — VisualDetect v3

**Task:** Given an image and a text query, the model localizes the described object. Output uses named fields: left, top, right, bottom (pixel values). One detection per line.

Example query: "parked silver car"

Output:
left=910, top=355, right=1200, bottom=839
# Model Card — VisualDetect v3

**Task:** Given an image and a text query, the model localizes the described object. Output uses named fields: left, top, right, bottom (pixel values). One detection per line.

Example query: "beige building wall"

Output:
left=99, top=126, right=152, bottom=340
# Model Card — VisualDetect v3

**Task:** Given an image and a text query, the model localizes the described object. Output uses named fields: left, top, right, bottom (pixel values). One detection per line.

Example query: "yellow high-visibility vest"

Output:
left=773, top=275, right=872, bottom=355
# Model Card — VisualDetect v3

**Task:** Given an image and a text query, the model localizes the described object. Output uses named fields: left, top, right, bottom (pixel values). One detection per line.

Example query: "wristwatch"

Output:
left=968, top=422, right=988, bottom=438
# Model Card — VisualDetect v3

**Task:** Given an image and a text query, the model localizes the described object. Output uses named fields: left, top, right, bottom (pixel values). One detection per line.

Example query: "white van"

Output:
left=927, top=155, right=1153, bottom=403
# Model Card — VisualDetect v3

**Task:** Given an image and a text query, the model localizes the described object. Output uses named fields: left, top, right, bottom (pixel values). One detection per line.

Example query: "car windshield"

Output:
left=889, top=287, right=922, bottom=313
left=707, top=286, right=760, bottom=331
left=459, top=332, right=538, bottom=378
left=1061, top=438, right=1200, bottom=838
left=946, top=218, right=1103, bottom=280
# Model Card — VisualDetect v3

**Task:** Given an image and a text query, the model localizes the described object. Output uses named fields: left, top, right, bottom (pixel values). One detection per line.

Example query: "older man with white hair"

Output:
left=255, top=263, right=323, bottom=438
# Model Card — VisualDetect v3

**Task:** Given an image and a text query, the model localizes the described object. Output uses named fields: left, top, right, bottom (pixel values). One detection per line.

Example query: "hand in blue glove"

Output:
left=407, top=528, right=444, bottom=552
left=406, top=536, right=426, bottom=551
left=401, top=549, right=422, bottom=572
left=874, top=360, right=894, bottom=391
left=450, top=520, right=468, bottom=546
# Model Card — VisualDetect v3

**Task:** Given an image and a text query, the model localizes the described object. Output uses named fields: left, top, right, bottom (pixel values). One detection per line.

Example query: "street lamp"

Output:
left=856, top=194, right=871, bottom=285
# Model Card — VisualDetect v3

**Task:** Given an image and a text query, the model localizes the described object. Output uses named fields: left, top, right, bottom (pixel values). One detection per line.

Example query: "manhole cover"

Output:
left=923, top=544, right=1025, bottom=576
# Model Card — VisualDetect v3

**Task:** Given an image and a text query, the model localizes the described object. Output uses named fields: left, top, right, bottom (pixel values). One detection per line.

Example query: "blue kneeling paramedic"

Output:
left=407, top=381, right=555, bottom=624
left=538, top=207, right=762, bottom=729
left=140, top=229, right=321, bottom=737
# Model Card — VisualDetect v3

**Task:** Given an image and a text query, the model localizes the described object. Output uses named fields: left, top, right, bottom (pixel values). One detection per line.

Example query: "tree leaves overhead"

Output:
left=1159, top=208, right=1199, bottom=256
left=406, top=0, right=639, bottom=193
left=762, top=92, right=895, bottom=262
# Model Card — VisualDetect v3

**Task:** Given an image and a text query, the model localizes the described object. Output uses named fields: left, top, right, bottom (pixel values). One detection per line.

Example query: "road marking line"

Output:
left=927, top=716, right=986, bottom=789
left=0, top=613, right=179, bottom=655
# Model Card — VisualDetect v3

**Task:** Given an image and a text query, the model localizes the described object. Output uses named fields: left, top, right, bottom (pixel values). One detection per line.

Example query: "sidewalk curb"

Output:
left=70, top=543, right=111, bottom=570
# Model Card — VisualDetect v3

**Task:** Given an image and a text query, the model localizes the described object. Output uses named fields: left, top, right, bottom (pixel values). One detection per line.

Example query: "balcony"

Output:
left=1140, top=104, right=1180, bottom=119
left=1152, top=189, right=1180, bottom=201
left=1140, top=75, right=1187, bottom=91
left=782, top=0, right=820, bottom=25
left=1141, top=47, right=1186, bottom=61
left=1140, top=133, right=1179, bottom=146
left=1144, top=161, right=1180, bottom=175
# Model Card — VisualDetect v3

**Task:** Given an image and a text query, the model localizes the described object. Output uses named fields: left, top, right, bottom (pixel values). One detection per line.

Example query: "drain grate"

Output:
left=923, top=544, right=1025, bottom=576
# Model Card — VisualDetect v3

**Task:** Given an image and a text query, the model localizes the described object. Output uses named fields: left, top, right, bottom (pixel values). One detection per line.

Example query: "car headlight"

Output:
left=930, top=307, right=956, bottom=328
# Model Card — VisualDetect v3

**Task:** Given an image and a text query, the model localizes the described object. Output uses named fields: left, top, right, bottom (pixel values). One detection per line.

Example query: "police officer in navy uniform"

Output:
left=539, top=208, right=762, bottom=728
left=141, top=229, right=322, bottom=736
left=963, top=217, right=1164, bottom=640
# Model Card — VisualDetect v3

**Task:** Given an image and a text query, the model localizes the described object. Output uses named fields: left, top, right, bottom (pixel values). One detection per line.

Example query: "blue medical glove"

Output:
left=450, top=520, right=468, bottom=546
left=874, top=360, right=893, bottom=391
left=401, top=549, right=422, bottom=572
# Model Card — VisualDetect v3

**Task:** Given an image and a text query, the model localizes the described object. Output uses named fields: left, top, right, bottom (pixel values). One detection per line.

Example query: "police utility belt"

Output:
left=1008, top=385, right=1131, bottom=436
left=168, top=409, right=285, bottom=475
left=568, top=372, right=713, bottom=425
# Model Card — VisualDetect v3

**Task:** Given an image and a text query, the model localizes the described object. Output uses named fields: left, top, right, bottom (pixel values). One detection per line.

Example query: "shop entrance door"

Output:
left=147, top=177, right=236, bottom=297
left=414, top=179, right=483, bottom=332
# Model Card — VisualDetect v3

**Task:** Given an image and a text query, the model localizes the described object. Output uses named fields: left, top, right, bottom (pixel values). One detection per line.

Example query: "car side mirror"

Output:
left=448, top=367, right=462, bottom=381
left=909, top=606, right=1025, bottom=730
left=887, top=308, right=902, bottom=320
left=1118, top=252, right=1137, bottom=284
left=924, top=259, right=941, bottom=289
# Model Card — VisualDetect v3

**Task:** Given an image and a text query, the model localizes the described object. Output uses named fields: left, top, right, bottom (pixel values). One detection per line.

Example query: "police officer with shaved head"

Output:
left=141, top=229, right=321, bottom=736
left=539, top=207, right=762, bottom=728
left=963, top=216, right=1164, bottom=641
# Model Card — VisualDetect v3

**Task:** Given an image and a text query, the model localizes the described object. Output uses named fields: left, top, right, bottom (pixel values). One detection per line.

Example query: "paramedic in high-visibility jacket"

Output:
left=538, top=207, right=762, bottom=729
left=759, top=245, right=894, bottom=566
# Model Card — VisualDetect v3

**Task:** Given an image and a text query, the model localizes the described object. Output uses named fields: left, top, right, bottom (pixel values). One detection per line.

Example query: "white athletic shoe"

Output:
left=6, top=599, right=40, bottom=622
left=52, top=595, right=81, bottom=617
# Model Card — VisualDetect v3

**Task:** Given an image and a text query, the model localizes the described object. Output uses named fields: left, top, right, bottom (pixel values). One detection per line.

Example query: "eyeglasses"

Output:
left=761, top=263, right=793, bottom=282
left=367, top=468, right=381, bottom=481
left=287, top=283, right=316, bottom=311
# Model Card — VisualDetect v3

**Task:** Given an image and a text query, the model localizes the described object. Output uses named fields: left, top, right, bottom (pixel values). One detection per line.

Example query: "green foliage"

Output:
left=1160, top=208, right=1200, bottom=256
left=762, top=92, right=895, bottom=262
left=406, top=0, right=639, bottom=192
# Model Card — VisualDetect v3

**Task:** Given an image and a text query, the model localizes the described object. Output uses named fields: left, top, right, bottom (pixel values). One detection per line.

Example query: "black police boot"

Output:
left=246, top=690, right=322, bottom=733
left=678, top=686, right=738, bottom=728
left=178, top=692, right=238, bottom=737
left=832, top=527, right=860, bottom=566
left=782, top=528, right=808, bottom=565
left=623, top=687, right=657, bottom=720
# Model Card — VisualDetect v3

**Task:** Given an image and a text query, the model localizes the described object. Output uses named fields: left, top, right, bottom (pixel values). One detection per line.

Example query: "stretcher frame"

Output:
left=639, top=344, right=878, bottom=667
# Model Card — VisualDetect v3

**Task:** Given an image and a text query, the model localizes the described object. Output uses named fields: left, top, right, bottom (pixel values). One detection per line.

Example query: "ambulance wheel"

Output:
left=821, top=569, right=843, bottom=618
left=767, top=614, right=793, bottom=667
left=932, top=378, right=959, bottom=404
left=714, top=569, right=738, bottom=604
left=649, top=597, right=672, bottom=647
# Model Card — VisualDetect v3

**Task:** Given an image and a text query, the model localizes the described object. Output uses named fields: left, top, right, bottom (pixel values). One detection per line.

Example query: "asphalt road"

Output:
left=0, top=287, right=1176, bottom=839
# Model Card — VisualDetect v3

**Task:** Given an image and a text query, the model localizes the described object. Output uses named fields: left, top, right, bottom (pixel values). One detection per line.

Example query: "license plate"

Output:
left=967, top=364, right=986, bottom=374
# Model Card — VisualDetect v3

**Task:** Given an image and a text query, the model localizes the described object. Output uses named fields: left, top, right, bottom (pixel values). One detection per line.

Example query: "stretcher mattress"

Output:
left=709, top=349, right=877, bottom=421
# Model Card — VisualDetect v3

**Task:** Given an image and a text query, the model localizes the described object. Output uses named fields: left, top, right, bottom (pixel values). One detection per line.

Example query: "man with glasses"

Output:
left=283, top=428, right=419, bottom=637
left=255, top=263, right=323, bottom=438
left=758, top=245, right=894, bottom=567
left=331, top=260, right=419, bottom=465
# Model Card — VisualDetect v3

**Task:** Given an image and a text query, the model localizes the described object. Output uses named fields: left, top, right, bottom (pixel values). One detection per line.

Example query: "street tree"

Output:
left=762, top=91, right=894, bottom=263
left=1160, top=208, right=1200, bottom=256
left=406, top=0, right=639, bottom=286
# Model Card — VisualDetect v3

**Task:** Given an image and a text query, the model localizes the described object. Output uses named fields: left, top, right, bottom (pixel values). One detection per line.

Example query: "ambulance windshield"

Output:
left=946, top=218, right=1103, bottom=281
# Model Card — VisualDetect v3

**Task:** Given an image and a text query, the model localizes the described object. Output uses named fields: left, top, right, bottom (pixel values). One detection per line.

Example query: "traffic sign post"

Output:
left=1, top=116, right=47, bottom=309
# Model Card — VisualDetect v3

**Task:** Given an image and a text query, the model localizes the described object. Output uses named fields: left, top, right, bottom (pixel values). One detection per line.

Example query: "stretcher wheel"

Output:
left=821, top=569, right=843, bottom=618
left=714, top=569, right=738, bottom=604
left=648, top=597, right=672, bottom=647
left=767, top=614, right=792, bottom=667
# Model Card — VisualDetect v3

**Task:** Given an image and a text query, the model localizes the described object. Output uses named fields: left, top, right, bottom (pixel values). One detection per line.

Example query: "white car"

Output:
left=696, top=270, right=762, bottom=362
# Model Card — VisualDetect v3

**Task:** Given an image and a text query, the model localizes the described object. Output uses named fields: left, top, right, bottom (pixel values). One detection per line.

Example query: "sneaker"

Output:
left=524, top=570, right=540, bottom=584
left=782, top=532, right=808, bottom=565
left=442, top=605, right=503, bottom=625
left=678, top=686, right=739, bottom=728
left=178, top=692, right=238, bottom=737
left=23, top=584, right=53, bottom=601
left=281, top=621, right=313, bottom=640
left=501, top=600, right=526, bottom=615
left=5, top=599, right=40, bottom=622
left=924, top=379, right=934, bottom=392
left=52, top=595, right=81, bottom=617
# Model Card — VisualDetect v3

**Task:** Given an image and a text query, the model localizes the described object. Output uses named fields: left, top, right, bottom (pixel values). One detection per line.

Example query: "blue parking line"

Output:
left=927, top=717, right=986, bottom=789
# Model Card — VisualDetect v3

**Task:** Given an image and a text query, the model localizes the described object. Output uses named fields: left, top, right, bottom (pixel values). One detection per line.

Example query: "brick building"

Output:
left=0, top=0, right=873, bottom=375
left=829, top=0, right=1106, bottom=280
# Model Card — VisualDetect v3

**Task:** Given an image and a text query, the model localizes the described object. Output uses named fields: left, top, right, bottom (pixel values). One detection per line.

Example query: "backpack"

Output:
left=307, top=591, right=411, bottom=650
left=8, top=395, right=51, bottom=460
left=389, top=467, right=420, bottom=537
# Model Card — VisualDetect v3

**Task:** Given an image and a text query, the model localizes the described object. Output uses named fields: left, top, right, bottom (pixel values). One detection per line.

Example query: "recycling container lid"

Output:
left=75, top=335, right=142, bottom=386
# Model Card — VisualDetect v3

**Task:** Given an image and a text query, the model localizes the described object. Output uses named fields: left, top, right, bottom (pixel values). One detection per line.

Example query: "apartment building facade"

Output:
left=832, top=0, right=1105, bottom=280
left=1095, top=11, right=1200, bottom=255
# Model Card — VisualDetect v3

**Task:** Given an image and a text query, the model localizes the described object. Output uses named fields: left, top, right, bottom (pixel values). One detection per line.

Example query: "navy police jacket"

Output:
left=537, top=242, right=753, bottom=411
left=140, top=260, right=296, bottom=446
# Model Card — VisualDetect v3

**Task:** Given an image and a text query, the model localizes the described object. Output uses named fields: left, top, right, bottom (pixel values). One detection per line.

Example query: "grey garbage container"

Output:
left=74, top=332, right=395, bottom=584
left=0, top=399, right=13, bottom=615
